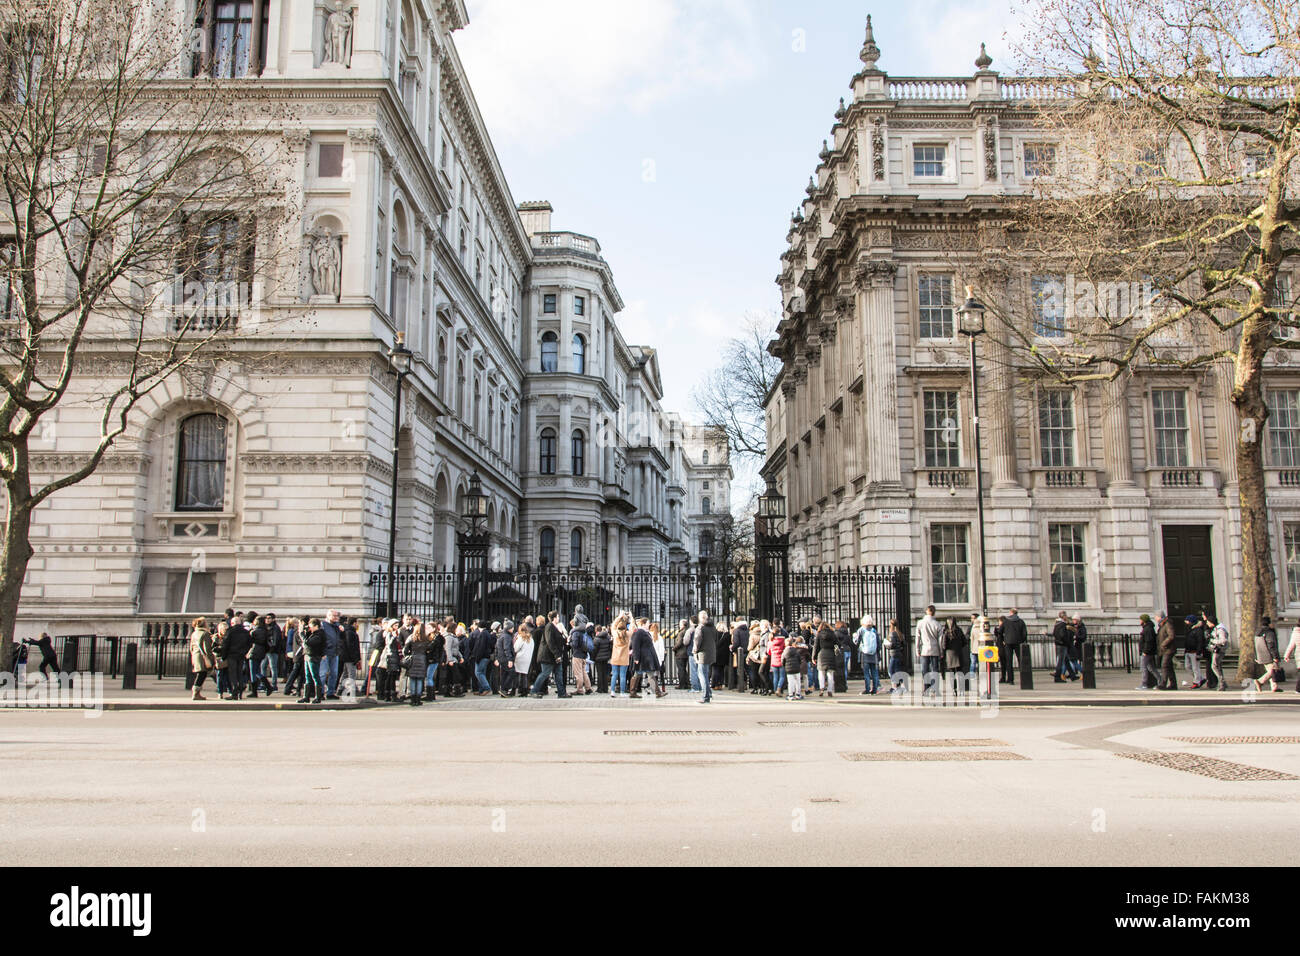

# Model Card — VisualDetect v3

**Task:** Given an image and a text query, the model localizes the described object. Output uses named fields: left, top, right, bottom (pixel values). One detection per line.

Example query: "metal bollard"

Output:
left=1019, top=643, right=1034, bottom=690
left=59, top=637, right=78, bottom=689
left=1082, top=640, right=1097, bottom=689
left=122, top=643, right=138, bottom=690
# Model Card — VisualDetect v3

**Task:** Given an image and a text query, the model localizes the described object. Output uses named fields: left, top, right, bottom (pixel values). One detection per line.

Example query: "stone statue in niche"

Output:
left=308, top=227, right=342, bottom=300
left=322, top=1, right=354, bottom=67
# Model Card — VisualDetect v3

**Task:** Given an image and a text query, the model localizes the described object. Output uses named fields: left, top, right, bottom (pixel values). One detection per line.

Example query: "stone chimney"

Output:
left=517, top=200, right=553, bottom=237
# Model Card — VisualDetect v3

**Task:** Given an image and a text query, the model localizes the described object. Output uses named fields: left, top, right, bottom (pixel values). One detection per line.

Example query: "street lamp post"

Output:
left=754, top=476, right=789, bottom=625
left=957, top=287, right=989, bottom=618
left=386, top=333, right=414, bottom=619
left=457, top=470, right=490, bottom=624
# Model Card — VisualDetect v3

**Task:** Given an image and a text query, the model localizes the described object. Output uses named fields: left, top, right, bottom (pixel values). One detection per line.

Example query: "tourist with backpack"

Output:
left=570, top=621, right=593, bottom=695
left=1205, top=614, right=1230, bottom=692
left=855, top=615, right=880, bottom=694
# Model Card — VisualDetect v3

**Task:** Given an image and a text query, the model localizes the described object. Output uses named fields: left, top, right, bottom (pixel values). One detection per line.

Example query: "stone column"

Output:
left=855, top=258, right=900, bottom=486
left=559, top=400, right=572, bottom=474
left=1214, top=361, right=1239, bottom=485
left=986, top=328, right=1019, bottom=488
left=1102, top=376, right=1134, bottom=487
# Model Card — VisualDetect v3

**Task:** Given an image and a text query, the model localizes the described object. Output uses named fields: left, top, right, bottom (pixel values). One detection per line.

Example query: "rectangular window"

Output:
left=318, top=143, right=344, bottom=178
left=1038, top=390, right=1076, bottom=467
left=192, top=1, right=268, bottom=79
left=1048, top=523, right=1088, bottom=604
left=1268, top=388, right=1300, bottom=466
left=1151, top=388, right=1189, bottom=467
left=930, top=524, right=969, bottom=605
left=913, top=144, right=946, bottom=177
left=918, top=274, right=954, bottom=338
left=1286, top=524, right=1300, bottom=605
left=1031, top=274, right=1066, bottom=337
left=543, top=293, right=556, bottom=314
left=1023, top=143, right=1057, bottom=177
left=574, top=295, right=585, bottom=315
left=922, top=390, right=961, bottom=468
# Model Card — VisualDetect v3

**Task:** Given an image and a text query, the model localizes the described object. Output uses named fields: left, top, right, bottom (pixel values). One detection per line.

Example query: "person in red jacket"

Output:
left=769, top=629, right=787, bottom=698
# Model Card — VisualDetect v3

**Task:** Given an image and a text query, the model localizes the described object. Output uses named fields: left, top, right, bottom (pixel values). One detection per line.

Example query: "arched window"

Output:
left=573, top=333, right=586, bottom=375
left=473, top=376, right=481, bottom=429
left=539, top=428, right=556, bottom=474
left=437, top=335, right=448, bottom=400
left=702, top=496, right=711, bottom=515
left=571, top=429, right=585, bottom=476
left=175, top=413, right=227, bottom=511
left=539, top=527, right=555, bottom=566
left=570, top=528, right=583, bottom=567
left=702, top=450, right=709, bottom=464
left=456, top=358, right=465, bottom=414
left=540, top=331, right=557, bottom=372
left=488, top=394, right=495, bottom=448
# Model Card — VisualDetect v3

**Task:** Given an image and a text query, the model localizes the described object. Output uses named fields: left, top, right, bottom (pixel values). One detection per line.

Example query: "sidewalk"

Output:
left=3, top=667, right=1297, bottom=711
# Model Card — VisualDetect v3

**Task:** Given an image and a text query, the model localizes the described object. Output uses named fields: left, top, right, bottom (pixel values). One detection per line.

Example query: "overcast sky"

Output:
left=457, top=0, right=1021, bottom=417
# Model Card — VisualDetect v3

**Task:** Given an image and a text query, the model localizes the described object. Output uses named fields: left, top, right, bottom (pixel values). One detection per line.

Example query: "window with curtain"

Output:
left=539, top=528, right=555, bottom=566
left=192, top=1, right=270, bottom=79
left=571, top=430, right=585, bottom=476
left=1038, top=390, right=1076, bottom=467
left=175, top=413, right=227, bottom=511
left=573, top=333, right=586, bottom=374
left=570, top=528, right=582, bottom=567
left=539, top=428, right=556, bottom=474
left=540, top=331, right=557, bottom=372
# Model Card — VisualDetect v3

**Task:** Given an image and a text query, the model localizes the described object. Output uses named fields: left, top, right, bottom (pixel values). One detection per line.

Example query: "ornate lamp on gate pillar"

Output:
left=957, top=288, right=989, bottom=618
left=456, top=471, right=490, bottom=624
left=754, top=476, right=790, bottom=624
left=385, top=333, right=414, bottom=619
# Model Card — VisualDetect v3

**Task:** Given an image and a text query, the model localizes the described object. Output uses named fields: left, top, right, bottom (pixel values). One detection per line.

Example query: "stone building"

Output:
left=762, top=17, right=1296, bottom=634
left=12, top=0, right=719, bottom=638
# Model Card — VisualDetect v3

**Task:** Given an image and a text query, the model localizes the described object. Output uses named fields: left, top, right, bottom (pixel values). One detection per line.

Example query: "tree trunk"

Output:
left=0, top=446, right=35, bottom=677
left=1233, top=331, right=1276, bottom=685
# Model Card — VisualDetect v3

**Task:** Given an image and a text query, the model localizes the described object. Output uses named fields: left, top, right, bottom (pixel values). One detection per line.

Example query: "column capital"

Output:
left=854, top=257, right=897, bottom=290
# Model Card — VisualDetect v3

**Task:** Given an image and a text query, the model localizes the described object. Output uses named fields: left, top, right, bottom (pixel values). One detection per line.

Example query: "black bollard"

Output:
left=59, top=637, right=78, bottom=689
left=121, top=643, right=138, bottom=690
left=1082, top=640, right=1097, bottom=689
left=1019, top=642, right=1034, bottom=690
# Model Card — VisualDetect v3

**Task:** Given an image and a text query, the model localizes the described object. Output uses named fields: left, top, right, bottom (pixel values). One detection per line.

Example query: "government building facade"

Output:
left=13, top=0, right=725, bottom=639
left=762, top=19, right=1300, bottom=636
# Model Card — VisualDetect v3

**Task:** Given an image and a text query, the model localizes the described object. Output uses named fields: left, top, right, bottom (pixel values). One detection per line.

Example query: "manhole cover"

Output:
left=895, top=738, right=1008, bottom=747
left=1167, top=736, right=1300, bottom=745
left=758, top=720, right=849, bottom=727
left=1116, top=751, right=1298, bottom=781
left=603, top=730, right=741, bottom=737
left=840, top=750, right=1027, bottom=762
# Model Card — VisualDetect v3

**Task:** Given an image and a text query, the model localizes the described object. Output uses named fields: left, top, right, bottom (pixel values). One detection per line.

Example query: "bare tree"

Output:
left=0, top=0, right=296, bottom=673
left=692, top=310, right=781, bottom=462
left=968, top=0, right=1300, bottom=682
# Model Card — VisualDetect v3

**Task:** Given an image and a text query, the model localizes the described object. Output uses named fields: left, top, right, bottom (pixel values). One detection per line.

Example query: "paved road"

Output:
left=1, top=696, right=1297, bottom=866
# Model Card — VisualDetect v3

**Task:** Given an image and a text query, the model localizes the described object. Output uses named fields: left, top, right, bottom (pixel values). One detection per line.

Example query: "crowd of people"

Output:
left=175, top=603, right=1299, bottom=703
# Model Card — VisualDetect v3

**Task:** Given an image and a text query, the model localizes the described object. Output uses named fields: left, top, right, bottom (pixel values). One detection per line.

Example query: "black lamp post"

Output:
left=957, top=287, right=989, bottom=617
left=457, top=470, right=490, bottom=624
left=386, top=333, right=414, bottom=619
left=755, top=476, right=789, bottom=624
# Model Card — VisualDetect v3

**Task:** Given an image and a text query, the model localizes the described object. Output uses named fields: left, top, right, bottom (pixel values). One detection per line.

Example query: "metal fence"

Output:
left=1024, top=633, right=1139, bottom=672
left=42, top=629, right=195, bottom=681
left=366, top=563, right=911, bottom=637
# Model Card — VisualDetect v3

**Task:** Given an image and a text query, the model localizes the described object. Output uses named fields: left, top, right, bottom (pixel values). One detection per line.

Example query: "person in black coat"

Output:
left=1137, top=614, right=1160, bottom=689
left=629, top=622, right=665, bottom=699
left=247, top=617, right=272, bottom=697
left=495, top=621, right=518, bottom=697
left=223, top=615, right=252, bottom=699
left=300, top=620, right=327, bottom=704
left=23, top=633, right=58, bottom=679
left=730, top=621, right=750, bottom=691
left=999, top=610, right=1027, bottom=683
left=591, top=626, right=613, bottom=695
left=529, top=611, right=570, bottom=698
left=1052, top=612, right=1075, bottom=683
left=1182, top=614, right=1206, bottom=688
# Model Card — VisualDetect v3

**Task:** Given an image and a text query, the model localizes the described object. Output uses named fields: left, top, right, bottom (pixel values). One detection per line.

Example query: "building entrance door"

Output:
left=1161, top=525, right=1216, bottom=636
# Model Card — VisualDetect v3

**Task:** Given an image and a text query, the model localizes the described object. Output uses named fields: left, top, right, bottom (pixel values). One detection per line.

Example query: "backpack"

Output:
left=583, top=630, right=594, bottom=657
left=859, top=627, right=879, bottom=656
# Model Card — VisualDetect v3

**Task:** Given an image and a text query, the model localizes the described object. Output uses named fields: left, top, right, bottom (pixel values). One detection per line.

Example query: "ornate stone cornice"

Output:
left=243, top=453, right=393, bottom=480
left=29, top=452, right=151, bottom=475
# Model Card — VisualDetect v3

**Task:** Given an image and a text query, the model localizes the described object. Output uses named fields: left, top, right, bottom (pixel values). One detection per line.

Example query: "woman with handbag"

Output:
left=212, top=620, right=231, bottom=699
left=189, top=617, right=216, bottom=702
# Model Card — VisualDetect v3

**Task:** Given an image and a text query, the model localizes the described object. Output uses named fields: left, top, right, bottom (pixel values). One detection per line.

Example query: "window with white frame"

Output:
left=1151, top=388, right=1189, bottom=467
left=930, top=524, right=969, bottom=604
left=912, top=144, right=947, bottom=177
left=918, top=274, right=954, bottom=338
left=1286, top=524, right=1300, bottom=604
left=1023, top=142, right=1057, bottom=177
left=1272, top=273, right=1296, bottom=338
left=1038, top=390, right=1076, bottom=467
left=922, top=390, right=961, bottom=467
left=1031, top=274, right=1066, bottom=337
left=1268, top=388, right=1300, bottom=466
left=1048, top=523, right=1088, bottom=603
